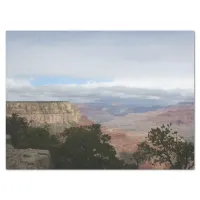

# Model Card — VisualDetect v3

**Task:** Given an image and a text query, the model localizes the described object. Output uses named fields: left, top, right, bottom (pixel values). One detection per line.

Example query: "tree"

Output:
left=6, top=113, right=59, bottom=149
left=133, top=124, right=194, bottom=169
left=6, top=113, right=29, bottom=134
left=132, top=151, right=146, bottom=168
left=17, top=125, right=60, bottom=149
left=6, top=113, right=29, bottom=147
left=119, top=152, right=138, bottom=169
left=52, top=124, right=124, bottom=169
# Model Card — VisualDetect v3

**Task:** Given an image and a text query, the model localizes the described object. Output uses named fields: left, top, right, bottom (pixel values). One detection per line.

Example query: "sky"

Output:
left=6, top=31, right=195, bottom=104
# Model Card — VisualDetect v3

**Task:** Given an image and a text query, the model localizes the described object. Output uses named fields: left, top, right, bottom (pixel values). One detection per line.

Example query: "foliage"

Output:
left=6, top=113, right=29, bottom=146
left=133, top=124, right=194, bottom=169
left=6, top=114, right=59, bottom=149
left=119, top=152, right=138, bottom=169
left=6, top=114, right=124, bottom=169
left=132, top=151, right=146, bottom=168
left=51, top=124, right=124, bottom=169
left=7, top=114, right=194, bottom=169
left=17, top=126, right=60, bottom=149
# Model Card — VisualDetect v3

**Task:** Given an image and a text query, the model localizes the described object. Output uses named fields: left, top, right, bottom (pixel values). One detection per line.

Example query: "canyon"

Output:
left=6, top=101, right=194, bottom=169
left=103, top=103, right=194, bottom=139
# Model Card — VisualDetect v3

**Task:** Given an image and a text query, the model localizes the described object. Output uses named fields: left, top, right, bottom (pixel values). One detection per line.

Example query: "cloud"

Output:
left=6, top=31, right=194, bottom=90
left=6, top=78, right=194, bottom=105
left=6, top=31, right=194, bottom=104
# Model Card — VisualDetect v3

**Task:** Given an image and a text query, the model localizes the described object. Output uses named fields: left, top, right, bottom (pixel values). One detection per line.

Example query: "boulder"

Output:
left=6, top=144, right=51, bottom=169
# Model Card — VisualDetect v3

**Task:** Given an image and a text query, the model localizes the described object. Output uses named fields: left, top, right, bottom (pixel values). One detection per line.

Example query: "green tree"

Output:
left=133, top=124, right=194, bottom=169
left=6, top=113, right=59, bottom=149
left=6, top=113, right=29, bottom=146
left=52, top=124, right=124, bottom=169
left=17, top=125, right=60, bottom=149
left=119, top=152, right=138, bottom=169
left=132, top=151, right=146, bottom=168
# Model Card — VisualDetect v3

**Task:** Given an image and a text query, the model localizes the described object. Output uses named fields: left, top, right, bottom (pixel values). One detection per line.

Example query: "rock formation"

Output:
left=103, top=104, right=194, bottom=139
left=6, top=144, right=51, bottom=169
left=6, top=101, right=92, bottom=134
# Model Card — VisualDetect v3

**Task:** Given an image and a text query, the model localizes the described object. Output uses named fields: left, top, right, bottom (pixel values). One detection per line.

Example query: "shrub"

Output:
left=6, top=114, right=59, bottom=149
left=132, top=124, right=194, bottom=169
left=51, top=124, right=124, bottom=169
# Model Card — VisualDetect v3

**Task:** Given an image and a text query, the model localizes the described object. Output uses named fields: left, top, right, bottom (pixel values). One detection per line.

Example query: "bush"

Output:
left=17, top=126, right=60, bottom=149
left=51, top=124, right=124, bottom=169
left=132, top=124, right=194, bottom=169
left=6, top=114, right=59, bottom=149
left=6, top=113, right=29, bottom=147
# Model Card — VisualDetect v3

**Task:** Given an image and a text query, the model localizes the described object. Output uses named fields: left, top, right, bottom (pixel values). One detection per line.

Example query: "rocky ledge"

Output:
left=6, top=144, right=51, bottom=169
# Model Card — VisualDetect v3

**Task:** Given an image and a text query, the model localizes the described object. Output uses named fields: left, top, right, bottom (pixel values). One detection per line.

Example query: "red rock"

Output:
left=78, top=115, right=93, bottom=126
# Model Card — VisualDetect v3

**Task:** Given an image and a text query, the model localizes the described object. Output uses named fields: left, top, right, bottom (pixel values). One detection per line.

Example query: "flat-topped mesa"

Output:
left=6, top=101, right=92, bottom=133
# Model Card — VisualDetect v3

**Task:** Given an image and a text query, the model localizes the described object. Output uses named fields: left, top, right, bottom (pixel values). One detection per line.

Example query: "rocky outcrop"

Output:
left=6, top=144, right=51, bottom=169
left=6, top=101, right=92, bottom=133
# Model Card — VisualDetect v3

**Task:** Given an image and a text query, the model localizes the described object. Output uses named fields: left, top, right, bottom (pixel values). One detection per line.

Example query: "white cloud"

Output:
left=6, top=78, right=194, bottom=104
left=6, top=31, right=194, bottom=103
left=80, top=78, right=194, bottom=90
left=6, top=31, right=194, bottom=90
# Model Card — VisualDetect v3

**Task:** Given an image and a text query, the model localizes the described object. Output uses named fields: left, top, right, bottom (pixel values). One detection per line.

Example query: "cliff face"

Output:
left=6, top=101, right=92, bottom=133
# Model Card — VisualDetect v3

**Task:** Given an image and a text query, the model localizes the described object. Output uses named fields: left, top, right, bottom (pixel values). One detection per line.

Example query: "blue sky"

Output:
left=6, top=31, right=194, bottom=103
left=30, top=76, right=112, bottom=86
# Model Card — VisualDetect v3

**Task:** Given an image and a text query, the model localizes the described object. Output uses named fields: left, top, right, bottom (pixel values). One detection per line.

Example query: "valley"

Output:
left=77, top=102, right=194, bottom=139
left=6, top=101, right=195, bottom=169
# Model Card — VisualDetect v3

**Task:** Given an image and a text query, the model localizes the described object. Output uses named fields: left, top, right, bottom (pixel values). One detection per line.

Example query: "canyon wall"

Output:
left=6, top=101, right=92, bottom=133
